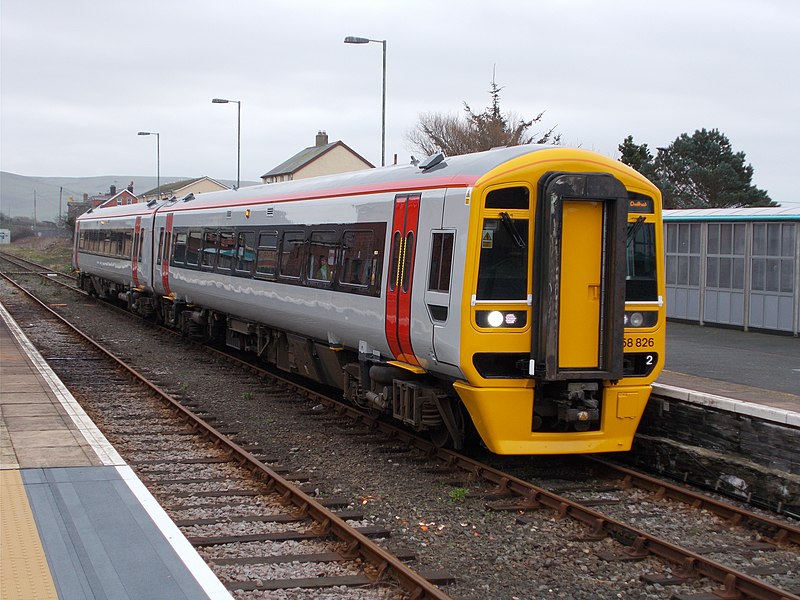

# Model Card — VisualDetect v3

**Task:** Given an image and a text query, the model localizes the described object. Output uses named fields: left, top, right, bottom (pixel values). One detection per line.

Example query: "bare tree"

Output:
left=407, top=79, right=560, bottom=157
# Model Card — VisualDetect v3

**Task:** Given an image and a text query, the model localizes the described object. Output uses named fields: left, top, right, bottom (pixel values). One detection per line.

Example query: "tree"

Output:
left=619, top=129, right=775, bottom=209
left=407, top=80, right=560, bottom=157
left=618, top=135, right=656, bottom=181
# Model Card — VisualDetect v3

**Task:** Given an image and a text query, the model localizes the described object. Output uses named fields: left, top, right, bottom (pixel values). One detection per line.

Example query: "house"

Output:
left=138, top=176, right=228, bottom=203
left=97, top=188, right=138, bottom=209
left=68, top=183, right=137, bottom=219
left=260, top=131, right=373, bottom=184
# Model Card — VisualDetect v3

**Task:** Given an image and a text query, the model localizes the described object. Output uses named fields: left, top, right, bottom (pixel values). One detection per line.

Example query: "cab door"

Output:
left=385, top=194, right=421, bottom=365
left=532, top=173, right=627, bottom=381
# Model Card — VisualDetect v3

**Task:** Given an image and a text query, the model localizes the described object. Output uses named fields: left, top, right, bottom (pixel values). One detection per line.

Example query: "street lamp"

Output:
left=344, top=35, right=386, bottom=167
left=212, top=98, right=241, bottom=189
left=137, top=131, right=160, bottom=202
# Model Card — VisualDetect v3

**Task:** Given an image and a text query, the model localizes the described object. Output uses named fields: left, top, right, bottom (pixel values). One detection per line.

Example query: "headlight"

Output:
left=476, top=310, right=528, bottom=329
left=487, top=311, right=504, bottom=327
left=624, top=311, right=658, bottom=328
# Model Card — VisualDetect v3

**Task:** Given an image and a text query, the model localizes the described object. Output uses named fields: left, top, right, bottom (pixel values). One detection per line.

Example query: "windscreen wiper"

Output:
left=500, top=211, right=526, bottom=249
left=626, top=215, right=646, bottom=247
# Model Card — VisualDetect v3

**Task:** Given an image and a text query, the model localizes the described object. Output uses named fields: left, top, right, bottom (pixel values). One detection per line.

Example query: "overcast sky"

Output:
left=2, top=0, right=798, bottom=206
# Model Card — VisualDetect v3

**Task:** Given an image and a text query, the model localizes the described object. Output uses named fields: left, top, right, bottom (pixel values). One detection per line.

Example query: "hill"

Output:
left=0, top=172, right=258, bottom=222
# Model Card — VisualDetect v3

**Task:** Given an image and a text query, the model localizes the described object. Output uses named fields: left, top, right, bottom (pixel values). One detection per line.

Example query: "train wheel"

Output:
left=428, top=402, right=466, bottom=450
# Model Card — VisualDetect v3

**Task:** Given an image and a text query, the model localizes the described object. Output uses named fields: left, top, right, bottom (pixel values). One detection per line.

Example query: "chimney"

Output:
left=110, top=185, right=116, bottom=196
left=127, top=181, right=134, bottom=193
left=315, top=130, right=328, bottom=147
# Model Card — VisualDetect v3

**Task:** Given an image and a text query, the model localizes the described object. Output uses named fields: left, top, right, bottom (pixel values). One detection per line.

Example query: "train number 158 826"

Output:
left=624, top=337, right=655, bottom=349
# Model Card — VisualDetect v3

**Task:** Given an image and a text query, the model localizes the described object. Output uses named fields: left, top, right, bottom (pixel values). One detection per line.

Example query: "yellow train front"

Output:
left=453, top=148, right=665, bottom=454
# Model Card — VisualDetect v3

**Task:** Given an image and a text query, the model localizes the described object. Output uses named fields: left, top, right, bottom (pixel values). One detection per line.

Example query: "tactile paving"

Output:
left=0, top=470, right=58, bottom=600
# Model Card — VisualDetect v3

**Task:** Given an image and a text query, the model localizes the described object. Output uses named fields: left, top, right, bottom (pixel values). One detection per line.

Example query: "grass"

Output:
left=6, top=236, right=74, bottom=274
left=449, top=487, right=469, bottom=503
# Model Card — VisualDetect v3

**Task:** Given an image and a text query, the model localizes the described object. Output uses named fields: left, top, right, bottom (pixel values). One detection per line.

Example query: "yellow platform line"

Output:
left=0, top=470, right=58, bottom=600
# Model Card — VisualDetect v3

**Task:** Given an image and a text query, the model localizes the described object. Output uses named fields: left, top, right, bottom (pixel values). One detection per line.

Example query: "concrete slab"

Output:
left=13, top=447, right=99, bottom=468
left=9, top=429, right=86, bottom=448
left=0, top=392, right=58, bottom=404
left=1, top=403, right=64, bottom=417
left=3, top=415, right=76, bottom=432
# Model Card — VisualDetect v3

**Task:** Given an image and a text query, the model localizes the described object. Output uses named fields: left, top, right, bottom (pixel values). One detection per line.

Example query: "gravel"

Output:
left=3, top=274, right=798, bottom=599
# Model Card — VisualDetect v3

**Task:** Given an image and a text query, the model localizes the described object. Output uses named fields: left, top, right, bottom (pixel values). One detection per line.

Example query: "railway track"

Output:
left=0, top=266, right=452, bottom=598
left=3, top=250, right=799, bottom=599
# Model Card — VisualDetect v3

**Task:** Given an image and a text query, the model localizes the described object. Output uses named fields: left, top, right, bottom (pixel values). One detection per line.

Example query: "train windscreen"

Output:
left=625, top=219, right=658, bottom=301
left=476, top=216, right=529, bottom=300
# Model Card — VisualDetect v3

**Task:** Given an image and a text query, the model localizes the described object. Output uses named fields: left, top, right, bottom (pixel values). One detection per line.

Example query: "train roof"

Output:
left=75, top=198, right=167, bottom=221
left=160, top=144, right=653, bottom=213
left=175, top=145, right=553, bottom=210
left=664, top=206, right=800, bottom=222
left=77, top=145, right=650, bottom=220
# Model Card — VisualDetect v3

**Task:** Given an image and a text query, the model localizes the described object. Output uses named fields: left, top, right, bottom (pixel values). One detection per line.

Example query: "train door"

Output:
left=131, top=216, right=142, bottom=287
left=385, top=193, right=421, bottom=365
left=532, top=173, right=627, bottom=381
left=154, top=212, right=174, bottom=297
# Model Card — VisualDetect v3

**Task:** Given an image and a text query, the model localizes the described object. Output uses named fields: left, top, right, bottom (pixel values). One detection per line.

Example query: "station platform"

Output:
left=655, top=321, right=800, bottom=427
left=0, top=303, right=232, bottom=600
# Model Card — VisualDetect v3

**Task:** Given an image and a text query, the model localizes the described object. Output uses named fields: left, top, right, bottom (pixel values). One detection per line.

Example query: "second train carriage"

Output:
left=74, top=145, right=665, bottom=454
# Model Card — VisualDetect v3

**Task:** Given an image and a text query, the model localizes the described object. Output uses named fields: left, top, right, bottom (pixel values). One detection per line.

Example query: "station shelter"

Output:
left=663, top=207, right=800, bottom=335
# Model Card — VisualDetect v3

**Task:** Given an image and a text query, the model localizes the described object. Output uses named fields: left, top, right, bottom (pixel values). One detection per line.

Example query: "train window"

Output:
left=308, top=231, right=337, bottom=283
left=137, top=229, right=144, bottom=261
left=235, top=231, right=256, bottom=273
left=401, top=232, right=415, bottom=293
left=389, top=231, right=402, bottom=292
left=256, top=231, right=278, bottom=279
left=156, top=228, right=164, bottom=265
left=186, top=231, right=202, bottom=266
left=341, top=230, right=377, bottom=287
left=217, top=231, right=236, bottom=271
left=172, top=232, right=188, bottom=264
left=163, top=231, right=171, bottom=265
left=428, top=232, right=454, bottom=293
left=476, top=217, right=528, bottom=300
left=626, top=221, right=658, bottom=301
left=201, top=231, right=218, bottom=268
left=279, top=230, right=305, bottom=279
left=485, top=186, right=529, bottom=209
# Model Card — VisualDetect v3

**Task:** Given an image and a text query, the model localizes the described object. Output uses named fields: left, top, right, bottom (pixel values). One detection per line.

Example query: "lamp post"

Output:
left=137, top=131, right=160, bottom=201
left=212, top=98, right=241, bottom=189
left=344, top=36, right=386, bottom=167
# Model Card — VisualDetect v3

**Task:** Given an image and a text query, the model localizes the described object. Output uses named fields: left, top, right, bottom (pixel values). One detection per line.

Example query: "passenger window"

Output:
left=428, top=232, right=454, bottom=292
left=201, top=231, right=218, bottom=268
left=308, top=230, right=337, bottom=283
left=236, top=231, right=256, bottom=273
left=256, top=231, right=278, bottom=278
left=341, top=230, right=378, bottom=287
left=172, top=232, right=188, bottom=265
left=217, top=231, right=236, bottom=271
left=186, top=231, right=202, bottom=266
left=279, top=231, right=305, bottom=278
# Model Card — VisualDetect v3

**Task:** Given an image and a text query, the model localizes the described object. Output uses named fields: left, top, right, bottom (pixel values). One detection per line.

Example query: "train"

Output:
left=73, top=145, right=665, bottom=454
